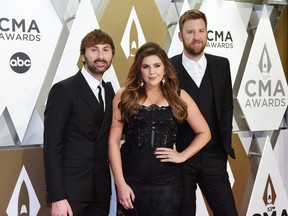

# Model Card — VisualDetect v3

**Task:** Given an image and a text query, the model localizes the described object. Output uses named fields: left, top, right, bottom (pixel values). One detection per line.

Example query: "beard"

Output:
left=84, top=56, right=112, bottom=75
left=183, top=39, right=206, bottom=56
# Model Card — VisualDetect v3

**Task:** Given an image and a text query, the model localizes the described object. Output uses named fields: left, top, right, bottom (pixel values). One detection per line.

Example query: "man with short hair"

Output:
left=43, top=29, right=115, bottom=216
left=170, top=9, right=238, bottom=216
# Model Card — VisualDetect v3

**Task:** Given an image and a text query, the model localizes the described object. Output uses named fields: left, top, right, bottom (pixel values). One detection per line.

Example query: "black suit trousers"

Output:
left=181, top=144, right=238, bottom=216
left=69, top=198, right=110, bottom=216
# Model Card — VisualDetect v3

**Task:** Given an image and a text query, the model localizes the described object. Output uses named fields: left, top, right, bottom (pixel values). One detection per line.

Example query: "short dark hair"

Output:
left=80, top=29, right=115, bottom=56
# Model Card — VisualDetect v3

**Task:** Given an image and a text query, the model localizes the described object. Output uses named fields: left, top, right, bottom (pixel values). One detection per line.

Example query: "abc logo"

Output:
left=10, top=52, right=31, bottom=74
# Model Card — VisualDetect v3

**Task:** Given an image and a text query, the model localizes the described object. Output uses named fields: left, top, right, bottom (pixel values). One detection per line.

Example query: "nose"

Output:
left=97, top=50, right=104, bottom=59
left=193, top=32, right=199, bottom=39
left=149, top=68, right=155, bottom=75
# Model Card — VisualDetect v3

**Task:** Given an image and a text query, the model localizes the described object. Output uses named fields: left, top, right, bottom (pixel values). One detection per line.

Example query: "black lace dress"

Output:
left=118, top=105, right=182, bottom=216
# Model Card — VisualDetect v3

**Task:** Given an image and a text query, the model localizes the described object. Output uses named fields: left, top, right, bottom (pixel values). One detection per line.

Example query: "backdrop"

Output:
left=0, top=0, right=287, bottom=215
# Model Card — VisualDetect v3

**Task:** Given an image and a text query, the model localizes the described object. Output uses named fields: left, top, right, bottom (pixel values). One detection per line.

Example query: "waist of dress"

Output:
left=125, top=132, right=176, bottom=148
left=123, top=158, right=180, bottom=184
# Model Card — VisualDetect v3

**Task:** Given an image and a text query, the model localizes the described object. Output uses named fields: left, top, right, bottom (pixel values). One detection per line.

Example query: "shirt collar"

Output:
left=81, top=66, right=102, bottom=90
left=182, top=53, right=207, bottom=70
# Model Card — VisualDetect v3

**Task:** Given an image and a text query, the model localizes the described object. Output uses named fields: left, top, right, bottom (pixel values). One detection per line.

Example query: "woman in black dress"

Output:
left=108, top=42, right=211, bottom=216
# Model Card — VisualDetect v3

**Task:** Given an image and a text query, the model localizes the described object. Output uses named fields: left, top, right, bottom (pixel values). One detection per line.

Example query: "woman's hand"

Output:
left=51, top=199, right=73, bottom=216
left=117, top=182, right=135, bottom=210
left=154, top=144, right=185, bottom=163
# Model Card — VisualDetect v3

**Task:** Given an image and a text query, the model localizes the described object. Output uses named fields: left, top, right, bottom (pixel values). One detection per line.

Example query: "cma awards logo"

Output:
left=206, top=30, right=233, bottom=49
left=0, top=18, right=41, bottom=41
left=252, top=175, right=288, bottom=216
left=244, top=44, right=286, bottom=108
left=6, top=166, right=40, bottom=216
left=263, top=175, right=276, bottom=213
left=9, top=52, right=31, bottom=74
left=121, top=6, right=146, bottom=59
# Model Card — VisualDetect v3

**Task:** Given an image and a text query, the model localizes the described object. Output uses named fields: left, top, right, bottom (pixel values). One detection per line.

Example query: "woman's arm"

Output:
left=155, top=89, right=211, bottom=163
left=177, top=89, right=211, bottom=160
left=108, top=88, right=135, bottom=209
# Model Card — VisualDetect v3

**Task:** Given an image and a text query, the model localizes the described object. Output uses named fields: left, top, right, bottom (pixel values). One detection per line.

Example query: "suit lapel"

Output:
left=206, top=54, right=219, bottom=89
left=205, top=54, right=221, bottom=120
left=206, top=54, right=221, bottom=96
left=96, top=81, right=114, bottom=140
left=103, top=81, right=114, bottom=112
left=173, top=54, right=197, bottom=93
left=74, top=71, right=114, bottom=142
left=173, top=55, right=185, bottom=88
left=75, top=71, right=102, bottom=114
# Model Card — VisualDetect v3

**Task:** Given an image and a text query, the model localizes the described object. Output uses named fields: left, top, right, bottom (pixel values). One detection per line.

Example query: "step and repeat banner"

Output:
left=0, top=0, right=287, bottom=215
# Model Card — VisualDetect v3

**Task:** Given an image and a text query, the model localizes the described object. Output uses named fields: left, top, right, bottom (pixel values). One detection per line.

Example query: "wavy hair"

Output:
left=80, top=29, right=115, bottom=56
left=119, top=42, right=187, bottom=122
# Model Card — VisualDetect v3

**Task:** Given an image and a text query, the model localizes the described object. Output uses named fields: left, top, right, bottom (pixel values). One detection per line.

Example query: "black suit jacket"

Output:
left=43, top=71, right=115, bottom=202
left=170, top=53, right=235, bottom=159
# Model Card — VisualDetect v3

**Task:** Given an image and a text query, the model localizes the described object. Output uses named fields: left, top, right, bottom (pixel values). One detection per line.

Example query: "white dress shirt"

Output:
left=182, top=53, right=207, bottom=88
left=81, top=67, right=105, bottom=109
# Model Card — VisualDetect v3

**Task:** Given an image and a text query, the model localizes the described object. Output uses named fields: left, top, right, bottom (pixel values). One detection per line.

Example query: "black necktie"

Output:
left=97, top=86, right=104, bottom=111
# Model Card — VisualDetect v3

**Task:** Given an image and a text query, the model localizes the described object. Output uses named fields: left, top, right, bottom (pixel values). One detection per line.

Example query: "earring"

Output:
left=161, top=77, right=166, bottom=86
left=140, top=80, right=144, bottom=87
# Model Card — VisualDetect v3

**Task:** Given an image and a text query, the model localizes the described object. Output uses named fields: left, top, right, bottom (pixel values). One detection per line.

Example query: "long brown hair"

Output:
left=119, top=42, right=187, bottom=122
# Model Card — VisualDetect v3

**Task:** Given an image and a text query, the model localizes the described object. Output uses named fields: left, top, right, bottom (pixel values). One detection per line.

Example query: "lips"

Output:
left=192, top=41, right=202, bottom=46
left=95, top=61, right=106, bottom=67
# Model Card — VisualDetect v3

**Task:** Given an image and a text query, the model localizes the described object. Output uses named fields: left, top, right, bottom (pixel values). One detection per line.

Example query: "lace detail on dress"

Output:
left=120, top=104, right=181, bottom=185
left=125, top=104, right=178, bottom=148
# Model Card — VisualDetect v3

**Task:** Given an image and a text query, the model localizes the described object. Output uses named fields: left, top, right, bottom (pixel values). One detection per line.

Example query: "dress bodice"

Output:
left=125, top=104, right=178, bottom=149
left=121, top=105, right=180, bottom=184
